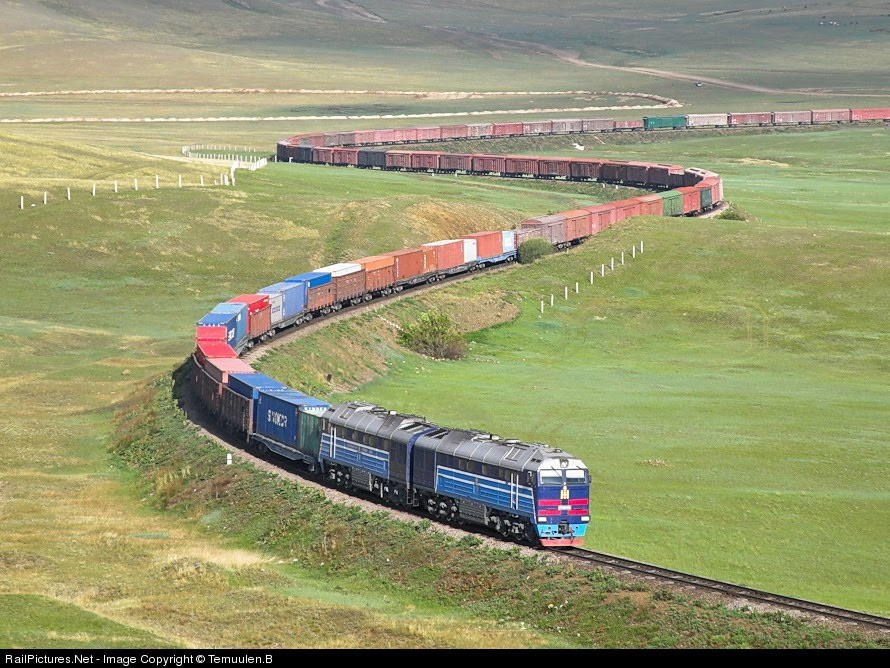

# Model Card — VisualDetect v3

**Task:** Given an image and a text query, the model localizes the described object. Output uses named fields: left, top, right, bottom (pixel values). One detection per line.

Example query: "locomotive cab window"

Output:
left=539, top=471, right=563, bottom=485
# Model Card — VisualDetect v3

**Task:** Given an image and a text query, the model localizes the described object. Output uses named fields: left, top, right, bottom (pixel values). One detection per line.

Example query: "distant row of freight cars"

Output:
left=277, top=107, right=890, bottom=149
left=191, top=118, right=727, bottom=547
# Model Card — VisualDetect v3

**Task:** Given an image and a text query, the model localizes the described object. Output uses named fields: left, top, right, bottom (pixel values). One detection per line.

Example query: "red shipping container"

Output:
left=504, top=155, right=538, bottom=175
left=440, top=125, right=469, bottom=139
left=228, top=294, right=269, bottom=315
left=471, top=154, right=506, bottom=173
left=421, top=245, right=438, bottom=273
left=772, top=110, right=812, bottom=125
left=353, top=129, right=376, bottom=145
left=439, top=153, right=473, bottom=171
left=204, top=358, right=256, bottom=385
left=307, top=283, right=335, bottom=310
left=409, top=151, right=441, bottom=170
left=416, top=126, right=442, bottom=141
left=384, top=150, right=413, bottom=169
left=851, top=107, right=890, bottom=121
left=196, top=325, right=227, bottom=342
left=195, top=340, right=238, bottom=368
left=466, top=123, right=494, bottom=138
left=492, top=122, right=524, bottom=136
left=312, top=147, right=334, bottom=163
left=676, top=187, right=700, bottom=214
left=538, top=158, right=572, bottom=178
left=729, top=112, right=772, bottom=126
left=354, top=255, right=396, bottom=292
left=812, top=109, right=852, bottom=123
left=638, top=194, right=663, bottom=216
left=332, top=147, right=359, bottom=166
left=384, top=248, right=427, bottom=280
left=569, top=159, right=602, bottom=180
left=523, top=120, right=553, bottom=135
left=561, top=210, right=593, bottom=241
left=583, top=118, right=615, bottom=132
left=421, top=240, right=464, bottom=271
left=614, top=119, right=643, bottom=130
left=461, top=231, right=503, bottom=259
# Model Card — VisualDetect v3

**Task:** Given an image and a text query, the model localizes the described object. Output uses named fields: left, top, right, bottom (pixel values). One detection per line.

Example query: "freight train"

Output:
left=190, top=117, right=737, bottom=547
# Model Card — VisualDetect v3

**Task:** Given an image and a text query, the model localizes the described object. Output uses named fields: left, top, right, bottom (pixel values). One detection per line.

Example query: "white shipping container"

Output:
left=685, top=113, right=728, bottom=127
left=501, top=230, right=516, bottom=252
left=263, top=293, right=284, bottom=325
left=315, top=262, right=362, bottom=277
left=461, top=238, right=478, bottom=263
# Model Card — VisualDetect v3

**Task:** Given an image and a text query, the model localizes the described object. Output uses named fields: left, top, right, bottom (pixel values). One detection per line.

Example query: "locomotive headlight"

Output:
left=537, top=516, right=547, bottom=523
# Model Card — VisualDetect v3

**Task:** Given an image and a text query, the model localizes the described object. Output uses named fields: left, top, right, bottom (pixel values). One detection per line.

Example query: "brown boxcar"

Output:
left=562, top=209, right=593, bottom=241
left=307, top=282, right=335, bottom=310
left=194, top=362, right=223, bottom=414
left=851, top=107, right=890, bottom=121
left=388, top=127, right=418, bottom=143
left=586, top=204, right=617, bottom=233
left=416, top=126, right=442, bottom=141
left=373, top=129, right=396, bottom=144
left=551, top=119, right=583, bottom=134
left=812, top=108, right=852, bottom=123
left=316, top=263, right=366, bottom=302
left=638, top=194, right=664, bottom=216
left=353, top=129, right=377, bottom=145
left=338, top=131, right=357, bottom=146
left=504, top=155, right=539, bottom=175
left=384, top=248, right=427, bottom=281
left=322, top=133, right=342, bottom=147
left=332, top=147, right=360, bottom=166
left=772, top=110, right=813, bottom=125
left=299, top=133, right=326, bottom=147
left=569, top=159, right=602, bottom=180
left=312, top=147, right=334, bottom=163
left=514, top=226, right=545, bottom=247
left=523, top=120, right=553, bottom=135
left=439, top=153, right=473, bottom=172
left=421, top=240, right=465, bottom=271
left=354, top=255, right=396, bottom=292
left=466, top=123, right=494, bottom=138
left=521, top=214, right=567, bottom=245
left=583, top=118, right=615, bottom=132
left=648, top=163, right=685, bottom=188
left=384, top=150, right=413, bottom=169
left=409, top=151, right=441, bottom=170
left=220, top=386, right=251, bottom=438
left=729, top=112, right=772, bottom=126
left=471, top=154, right=506, bottom=173
left=440, top=125, right=470, bottom=140
left=600, top=161, right=628, bottom=182
left=624, top=162, right=651, bottom=184
left=537, top=157, right=572, bottom=178
left=492, top=122, right=524, bottom=136
left=461, top=231, right=503, bottom=259
left=614, top=119, right=643, bottom=130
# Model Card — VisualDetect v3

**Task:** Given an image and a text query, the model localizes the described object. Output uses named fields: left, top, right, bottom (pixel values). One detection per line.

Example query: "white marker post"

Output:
left=200, top=175, right=205, bottom=187
left=20, top=196, right=24, bottom=210
left=134, top=178, right=138, bottom=191
left=621, top=251, right=625, bottom=265
left=575, top=282, right=579, bottom=294
left=632, top=244, right=636, bottom=258
left=610, top=257, right=615, bottom=271
left=550, top=294, right=554, bottom=307
left=92, top=182, right=96, bottom=196
left=601, top=264, right=605, bottom=277
left=640, top=240, right=644, bottom=253
left=226, top=453, right=232, bottom=466
left=66, top=187, right=71, bottom=201
left=540, top=300, right=544, bottom=314
left=43, top=191, right=47, bottom=204
left=155, top=174, right=159, bottom=189
left=564, top=286, right=568, bottom=300
left=114, top=180, right=118, bottom=193
left=589, top=271, right=594, bottom=284
left=178, top=175, right=182, bottom=188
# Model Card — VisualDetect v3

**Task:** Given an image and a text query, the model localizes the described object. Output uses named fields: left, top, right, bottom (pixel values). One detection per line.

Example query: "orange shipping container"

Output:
left=355, top=255, right=396, bottom=291
left=461, top=231, right=503, bottom=259
left=384, top=248, right=427, bottom=280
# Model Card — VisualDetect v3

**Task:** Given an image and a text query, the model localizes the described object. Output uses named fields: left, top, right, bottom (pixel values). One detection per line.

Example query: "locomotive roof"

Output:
left=325, top=402, right=584, bottom=472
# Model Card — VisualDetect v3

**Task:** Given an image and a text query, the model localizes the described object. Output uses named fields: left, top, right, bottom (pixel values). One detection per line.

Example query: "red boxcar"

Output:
left=583, top=118, right=615, bottom=132
left=384, top=150, right=413, bottom=169
left=561, top=209, right=593, bottom=241
left=332, top=147, right=359, bottom=166
left=373, top=129, right=396, bottom=144
left=415, top=126, right=442, bottom=141
left=514, top=227, right=545, bottom=246
left=676, top=187, right=701, bottom=214
left=491, top=122, right=524, bottom=136
left=195, top=340, right=238, bottom=368
left=537, top=157, right=572, bottom=178
left=410, top=151, right=442, bottom=170
left=421, top=240, right=464, bottom=271
left=551, top=119, right=583, bottom=134
left=228, top=294, right=271, bottom=339
left=569, top=159, right=602, bottom=180
left=196, top=325, right=227, bottom=342
left=504, top=155, right=539, bottom=175
left=440, top=125, right=469, bottom=140
left=812, top=108, right=852, bottom=123
left=439, top=153, right=473, bottom=171
left=384, top=248, right=427, bottom=280
left=471, top=154, right=506, bottom=173
left=586, top=204, right=617, bottom=233
left=307, top=283, right=335, bottom=310
left=299, top=133, right=326, bottom=147
left=772, top=110, right=813, bottom=125
left=353, top=129, right=377, bottom=145
left=613, top=198, right=643, bottom=221
left=521, top=214, right=566, bottom=245
left=466, top=123, right=494, bottom=138
left=461, top=231, right=503, bottom=259
left=614, top=119, right=643, bottom=130
left=638, top=194, right=663, bottom=216
left=354, top=255, right=396, bottom=292
left=338, top=131, right=356, bottom=146
left=729, top=112, right=772, bottom=126
left=322, top=133, right=341, bottom=147
left=850, top=108, right=890, bottom=121
left=523, top=120, right=553, bottom=135
left=388, top=127, right=418, bottom=143
left=312, top=147, right=334, bottom=163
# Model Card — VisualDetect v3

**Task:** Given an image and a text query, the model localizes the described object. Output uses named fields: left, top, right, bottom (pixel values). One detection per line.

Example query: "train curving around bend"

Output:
left=191, top=108, right=889, bottom=546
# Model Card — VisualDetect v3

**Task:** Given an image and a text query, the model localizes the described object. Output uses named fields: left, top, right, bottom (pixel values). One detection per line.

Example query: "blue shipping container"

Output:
left=258, top=281, right=307, bottom=321
left=227, top=372, right=289, bottom=400
left=255, top=390, right=330, bottom=447
left=211, top=302, right=247, bottom=346
left=197, top=312, right=239, bottom=347
left=284, top=271, right=331, bottom=289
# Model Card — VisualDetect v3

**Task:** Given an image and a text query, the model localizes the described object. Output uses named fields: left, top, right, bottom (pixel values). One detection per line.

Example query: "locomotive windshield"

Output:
left=538, top=465, right=589, bottom=485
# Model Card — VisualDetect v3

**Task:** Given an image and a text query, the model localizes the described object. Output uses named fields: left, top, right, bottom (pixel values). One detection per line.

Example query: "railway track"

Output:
left=551, top=546, right=890, bottom=631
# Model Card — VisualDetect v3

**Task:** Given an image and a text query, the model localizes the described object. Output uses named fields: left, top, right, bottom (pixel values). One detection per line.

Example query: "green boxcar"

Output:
left=659, top=190, right=684, bottom=216
left=643, top=116, right=687, bottom=130
left=701, top=187, right=713, bottom=209
left=298, top=410, right=325, bottom=459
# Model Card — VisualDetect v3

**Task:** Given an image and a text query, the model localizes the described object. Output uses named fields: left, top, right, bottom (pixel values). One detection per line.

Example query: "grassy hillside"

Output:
left=256, top=128, right=890, bottom=616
